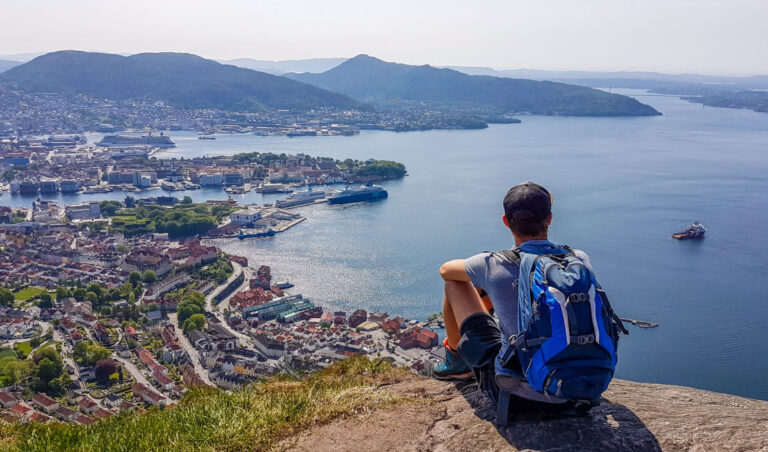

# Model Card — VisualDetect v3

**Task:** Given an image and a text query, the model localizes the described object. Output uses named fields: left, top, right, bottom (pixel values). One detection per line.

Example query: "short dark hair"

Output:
left=503, top=182, right=552, bottom=237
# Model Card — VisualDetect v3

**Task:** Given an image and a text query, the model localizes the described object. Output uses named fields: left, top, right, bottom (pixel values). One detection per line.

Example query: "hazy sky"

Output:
left=1, top=0, right=766, bottom=75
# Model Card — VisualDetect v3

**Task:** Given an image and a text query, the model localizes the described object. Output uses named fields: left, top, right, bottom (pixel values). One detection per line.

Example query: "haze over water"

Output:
left=9, top=91, right=768, bottom=400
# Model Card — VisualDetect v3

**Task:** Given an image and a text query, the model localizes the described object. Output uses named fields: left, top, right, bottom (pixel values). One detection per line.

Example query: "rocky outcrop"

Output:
left=279, top=377, right=768, bottom=451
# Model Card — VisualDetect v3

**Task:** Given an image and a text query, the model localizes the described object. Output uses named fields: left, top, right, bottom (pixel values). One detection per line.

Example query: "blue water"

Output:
left=7, top=91, right=768, bottom=400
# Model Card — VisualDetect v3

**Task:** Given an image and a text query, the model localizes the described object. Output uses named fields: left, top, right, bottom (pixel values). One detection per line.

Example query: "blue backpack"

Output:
left=498, top=246, right=628, bottom=402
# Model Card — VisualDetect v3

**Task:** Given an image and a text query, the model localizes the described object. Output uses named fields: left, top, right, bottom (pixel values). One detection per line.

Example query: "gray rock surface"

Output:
left=279, top=377, right=768, bottom=451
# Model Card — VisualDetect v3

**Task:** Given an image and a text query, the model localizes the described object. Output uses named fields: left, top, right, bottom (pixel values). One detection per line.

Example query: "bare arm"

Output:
left=439, top=259, right=471, bottom=282
left=440, top=259, right=492, bottom=310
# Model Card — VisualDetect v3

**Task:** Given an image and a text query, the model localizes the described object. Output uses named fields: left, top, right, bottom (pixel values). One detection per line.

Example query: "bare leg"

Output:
left=443, top=280, right=488, bottom=350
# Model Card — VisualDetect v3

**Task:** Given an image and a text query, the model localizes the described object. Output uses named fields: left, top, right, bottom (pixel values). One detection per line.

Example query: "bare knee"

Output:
left=444, top=280, right=486, bottom=323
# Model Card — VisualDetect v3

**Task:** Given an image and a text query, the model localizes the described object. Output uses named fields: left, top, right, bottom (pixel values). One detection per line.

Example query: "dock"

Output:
left=272, top=216, right=306, bottom=232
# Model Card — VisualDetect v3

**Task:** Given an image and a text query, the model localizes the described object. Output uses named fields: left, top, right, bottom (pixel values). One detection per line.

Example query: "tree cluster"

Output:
left=73, top=341, right=112, bottom=366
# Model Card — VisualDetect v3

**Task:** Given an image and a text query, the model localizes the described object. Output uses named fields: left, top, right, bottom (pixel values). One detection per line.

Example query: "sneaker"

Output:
left=433, top=341, right=474, bottom=381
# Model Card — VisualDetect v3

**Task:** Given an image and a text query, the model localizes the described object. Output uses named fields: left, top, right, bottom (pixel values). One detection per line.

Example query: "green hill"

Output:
left=0, top=51, right=364, bottom=112
left=287, top=55, right=662, bottom=117
left=0, top=357, right=407, bottom=451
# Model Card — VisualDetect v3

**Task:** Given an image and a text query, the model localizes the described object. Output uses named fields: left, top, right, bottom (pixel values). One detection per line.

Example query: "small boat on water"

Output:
left=672, top=221, right=706, bottom=240
left=275, top=281, right=294, bottom=290
left=238, top=229, right=276, bottom=239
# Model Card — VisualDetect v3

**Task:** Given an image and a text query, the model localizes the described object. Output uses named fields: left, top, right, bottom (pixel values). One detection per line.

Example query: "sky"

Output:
left=1, top=0, right=766, bottom=75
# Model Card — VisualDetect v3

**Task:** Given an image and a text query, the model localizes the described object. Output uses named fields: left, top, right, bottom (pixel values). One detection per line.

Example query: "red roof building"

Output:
left=31, top=393, right=60, bottom=412
left=0, top=391, right=17, bottom=409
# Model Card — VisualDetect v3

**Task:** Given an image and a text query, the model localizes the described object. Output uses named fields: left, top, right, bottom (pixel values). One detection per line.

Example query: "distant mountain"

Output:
left=0, top=51, right=363, bottom=112
left=288, top=55, right=661, bottom=116
left=220, top=57, right=348, bottom=75
left=443, top=66, right=768, bottom=92
left=0, top=60, right=22, bottom=73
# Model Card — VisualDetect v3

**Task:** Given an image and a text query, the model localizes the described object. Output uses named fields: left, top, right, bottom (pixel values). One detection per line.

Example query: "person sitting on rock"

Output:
left=432, top=181, right=570, bottom=402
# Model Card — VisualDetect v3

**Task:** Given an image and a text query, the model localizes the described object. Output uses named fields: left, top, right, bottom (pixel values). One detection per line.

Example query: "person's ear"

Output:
left=503, top=214, right=510, bottom=228
left=547, top=212, right=553, bottom=226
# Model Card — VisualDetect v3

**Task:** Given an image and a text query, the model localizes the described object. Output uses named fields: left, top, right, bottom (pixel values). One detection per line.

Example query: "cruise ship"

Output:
left=96, top=133, right=176, bottom=148
left=275, top=189, right=328, bottom=208
left=328, top=184, right=388, bottom=204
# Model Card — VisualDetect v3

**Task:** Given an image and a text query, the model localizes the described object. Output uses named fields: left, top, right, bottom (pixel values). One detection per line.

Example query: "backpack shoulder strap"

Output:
left=495, top=248, right=522, bottom=265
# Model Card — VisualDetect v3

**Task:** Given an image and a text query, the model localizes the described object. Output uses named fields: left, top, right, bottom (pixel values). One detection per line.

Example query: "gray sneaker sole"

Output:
left=432, top=371, right=474, bottom=381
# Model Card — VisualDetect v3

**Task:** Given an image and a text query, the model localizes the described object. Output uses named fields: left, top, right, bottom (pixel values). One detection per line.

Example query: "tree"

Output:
left=86, top=282, right=102, bottom=295
left=94, top=359, right=118, bottom=384
left=38, top=296, right=53, bottom=309
left=34, top=346, right=63, bottom=367
left=1, top=360, right=32, bottom=385
left=115, top=244, right=128, bottom=254
left=55, top=286, right=70, bottom=300
left=85, top=292, right=98, bottom=304
left=142, top=270, right=157, bottom=284
left=0, top=287, right=14, bottom=306
left=74, top=341, right=111, bottom=366
left=177, top=304, right=200, bottom=325
left=37, top=358, right=62, bottom=382
left=182, top=313, right=206, bottom=333
left=182, top=196, right=193, bottom=204
left=46, top=377, right=66, bottom=397
left=73, top=288, right=86, bottom=301
left=129, top=271, right=142, bottom=286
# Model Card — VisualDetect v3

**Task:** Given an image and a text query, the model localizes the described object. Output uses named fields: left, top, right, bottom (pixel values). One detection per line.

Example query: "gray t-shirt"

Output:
left=464, top=240, right=590, bottom=376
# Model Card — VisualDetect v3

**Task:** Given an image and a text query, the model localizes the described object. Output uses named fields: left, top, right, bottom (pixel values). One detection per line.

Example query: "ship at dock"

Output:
left=328, top=184, right=388, bottom=204
left=97, top=133, right=176, bottom=148
left=672, top=221, right=706, bottom=240
left=275, top=188, right=328, bottom=208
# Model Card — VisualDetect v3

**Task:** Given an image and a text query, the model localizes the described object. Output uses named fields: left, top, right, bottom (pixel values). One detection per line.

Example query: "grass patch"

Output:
left=13, top=341, right=32, bottom=356
left=0, top=356, right=410, bottom=451
left=13, top=287, right=46, bottom=301
left=0, top=348, right=21, bottom=387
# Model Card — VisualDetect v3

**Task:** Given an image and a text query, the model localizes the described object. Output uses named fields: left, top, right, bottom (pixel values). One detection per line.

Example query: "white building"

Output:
left=230, top=206, right=262, bottom=226
left=65, top=201, right=101, bottom=220
left=200, top=173, right=224, bottom=186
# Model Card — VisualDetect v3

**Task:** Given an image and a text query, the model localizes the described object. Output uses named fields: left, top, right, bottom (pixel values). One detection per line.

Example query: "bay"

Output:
left=7, top=90, right=768, bottom=400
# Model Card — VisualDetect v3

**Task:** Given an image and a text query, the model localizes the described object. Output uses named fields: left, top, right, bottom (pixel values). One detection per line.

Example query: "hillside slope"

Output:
left=287, top=55, right=662, bottom=117
left=2, top=357, right=766, bottom=451
left=0, top=51, right=363, bottom=112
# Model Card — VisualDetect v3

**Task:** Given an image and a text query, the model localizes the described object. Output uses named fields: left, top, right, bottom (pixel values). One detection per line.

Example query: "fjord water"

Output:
left=211, top=91, right=768, bottom=401
left=12, top=91, right=768, bottom=400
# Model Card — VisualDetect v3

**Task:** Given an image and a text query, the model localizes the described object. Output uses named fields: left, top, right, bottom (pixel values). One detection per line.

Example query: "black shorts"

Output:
left=456, top=313, right=577, bottom=413
left=455, top=312, right=502, bottom=402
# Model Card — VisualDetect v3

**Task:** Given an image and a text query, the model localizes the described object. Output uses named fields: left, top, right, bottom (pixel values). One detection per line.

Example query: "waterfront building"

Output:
left=200, top=173, right=224, bottom=186
left=230, top=207, right=262, bottom=226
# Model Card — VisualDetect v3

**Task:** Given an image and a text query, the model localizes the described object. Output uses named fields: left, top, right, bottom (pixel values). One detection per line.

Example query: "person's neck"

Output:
left=514, top=235, right=548, bottom=247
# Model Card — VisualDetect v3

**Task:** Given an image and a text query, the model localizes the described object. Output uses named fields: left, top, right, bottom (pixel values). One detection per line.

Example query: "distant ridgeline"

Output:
left=287, top=55, right=661, bottom=117
left=0, top=51, right=660, bottom=120
left=0, top=51, right=364, bottom=112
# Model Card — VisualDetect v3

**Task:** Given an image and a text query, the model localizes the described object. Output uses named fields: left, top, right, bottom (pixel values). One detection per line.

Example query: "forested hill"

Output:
left=0, top=51, right=364, bottom=112
left=287, top=54, right=662, bottom=117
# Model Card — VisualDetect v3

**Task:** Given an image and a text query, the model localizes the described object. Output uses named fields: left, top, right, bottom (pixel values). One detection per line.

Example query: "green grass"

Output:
left=13, top=287, right=46, bottom=301
left=0, top=356, right=410, bottom=451
left=0, top=348, right=21, bottom=386
left=13, top=341, right=32, bottom=356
